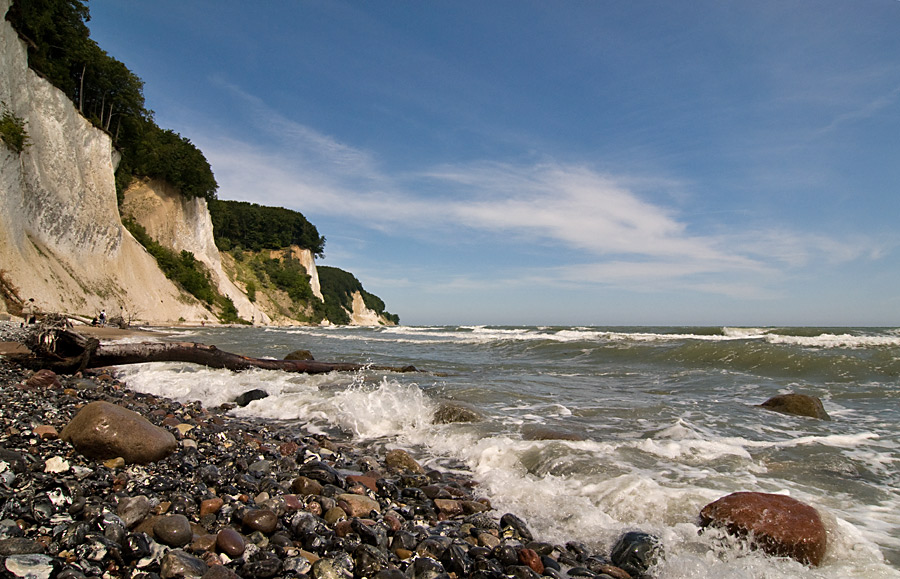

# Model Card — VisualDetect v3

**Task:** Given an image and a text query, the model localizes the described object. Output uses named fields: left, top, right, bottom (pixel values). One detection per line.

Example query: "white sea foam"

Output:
left=109, top=328, right=900, bottom=578
left=765, top=333, right=900, bottom=349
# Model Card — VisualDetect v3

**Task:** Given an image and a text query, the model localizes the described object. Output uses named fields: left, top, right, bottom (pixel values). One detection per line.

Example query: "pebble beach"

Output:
left=0, top=322, right=654, bottom=579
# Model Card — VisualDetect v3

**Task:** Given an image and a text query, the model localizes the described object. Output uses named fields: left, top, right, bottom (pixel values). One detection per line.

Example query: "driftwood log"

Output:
left=13, top=326, right=417, bottom=375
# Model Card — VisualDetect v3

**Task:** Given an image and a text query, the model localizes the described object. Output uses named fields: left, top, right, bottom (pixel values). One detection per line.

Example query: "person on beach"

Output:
left=99, top=309, right=106, bottom=326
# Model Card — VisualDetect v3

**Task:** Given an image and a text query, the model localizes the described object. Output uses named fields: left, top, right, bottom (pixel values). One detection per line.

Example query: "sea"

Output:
left=111, top=325, right=900, bottom=579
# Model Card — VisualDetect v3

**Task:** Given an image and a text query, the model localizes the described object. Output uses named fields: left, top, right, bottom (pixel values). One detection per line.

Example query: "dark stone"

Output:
left=0, top=537, right=45, bottom=555
left=284, top=350, right=314, bottom=361
left=216, top=528, right=245, bottom=558
left=610, top=531, right=663, bottom=578
left=699, top=491, right=827, bottom=566
left=241, top=551, right=282, bottom=579
left=242, top=509, right=278, bottom=534
left=234, top=389, right=268, bottom=407
left=160, top=549, right=208, bottom=579
left=0, top=450, right=28, bottom=473
left=299, top=460, right=343, bottom=486
left=410, top=556, right=446, bottom=579
left=353, top=544, right=388, bottom=577
left=759, top=393, right=830, bottom=420
left=500, top=513, right=533, bottom=542
left=441, top=543, right=472, bottom=576
left=153, top=514, right=193, bottom=548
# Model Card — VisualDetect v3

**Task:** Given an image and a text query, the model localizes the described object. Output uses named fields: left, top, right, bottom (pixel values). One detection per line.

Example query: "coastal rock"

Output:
left=337, top=494, right=380, bottom=518
left=610, top=531, right=663, bottom=578
left=117, top=495, right=151, bottom=528
left=154, top=514, right=194, bottom=548
left=216, top=528, right=246, bottom=558
left=242, top=509, right=278, bottom=534
left=234, top=389, right=269, bottom=407
left=385, top=449, right=425, bottom=475
left=699, top=491, right=827, bottom=566
left=285, top=349, right=315, bottom=361
left=59, top=400, right=177, bottom=464
left=433, top=402, right=482, bottom=424
left=759, top=393, right=829, bottom=420
left=159, top=548, right=208, bottom=578
left=24, top=369, right=61, bottom=389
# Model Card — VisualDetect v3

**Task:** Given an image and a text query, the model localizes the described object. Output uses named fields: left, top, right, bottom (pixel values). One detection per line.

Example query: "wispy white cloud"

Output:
left=192, top=96, right=889, bottom=299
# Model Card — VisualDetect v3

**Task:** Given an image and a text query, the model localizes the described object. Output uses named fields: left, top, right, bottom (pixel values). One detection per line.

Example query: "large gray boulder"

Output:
left=60, top=401, right=177, bottom=464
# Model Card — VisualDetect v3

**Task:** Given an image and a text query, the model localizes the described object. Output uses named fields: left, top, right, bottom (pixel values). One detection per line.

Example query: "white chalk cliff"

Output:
left=0, top=0, right=210, bottom=324
left=0, top=0, right=393, bottom=326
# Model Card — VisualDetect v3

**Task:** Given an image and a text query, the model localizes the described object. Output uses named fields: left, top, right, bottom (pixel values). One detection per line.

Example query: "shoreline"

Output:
left=0, top=328, right=654, bottom=579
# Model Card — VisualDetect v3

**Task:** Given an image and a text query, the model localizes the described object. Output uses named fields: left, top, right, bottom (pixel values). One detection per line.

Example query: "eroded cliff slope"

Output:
left=0, top=0, right=210, bottom=323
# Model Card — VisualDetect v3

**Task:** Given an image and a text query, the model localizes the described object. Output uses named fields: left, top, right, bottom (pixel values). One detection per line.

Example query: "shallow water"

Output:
left=114, top=325, right=900, bottom=578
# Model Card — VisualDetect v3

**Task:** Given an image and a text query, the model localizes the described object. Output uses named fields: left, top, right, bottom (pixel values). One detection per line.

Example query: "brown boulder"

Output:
left=385, top=449, right=425, bottom=475
left=699, top=491, right=827, bottom=566
left=759, top=393, right=829, bottom=420
left=60, top=401, right=177, bottom=464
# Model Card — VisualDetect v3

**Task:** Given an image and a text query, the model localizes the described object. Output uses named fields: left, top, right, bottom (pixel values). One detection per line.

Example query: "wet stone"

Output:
left=117, top=495, right=151, bottom=528
left=216, top=528, right=245, bottom=558
left=242, top=509, right=278, bottom=534
left=160, top=548, right=209, bottom=578
left=154, top=514, right=193, bottom=547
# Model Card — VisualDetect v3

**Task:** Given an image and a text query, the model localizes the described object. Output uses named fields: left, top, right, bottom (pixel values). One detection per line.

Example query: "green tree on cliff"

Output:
left=7, top=0, right=217, bottom=202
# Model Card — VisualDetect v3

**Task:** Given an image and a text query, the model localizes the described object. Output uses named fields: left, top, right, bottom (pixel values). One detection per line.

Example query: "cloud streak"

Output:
left=193, top=98, right=888, bottom=299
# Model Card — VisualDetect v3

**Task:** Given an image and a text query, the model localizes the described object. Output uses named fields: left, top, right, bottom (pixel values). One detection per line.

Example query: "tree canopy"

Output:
left=209, top=200, right=326, bottom=256
left=7, top=0, right=217, bottom=202
left=318, top=266, right=399, bottom=325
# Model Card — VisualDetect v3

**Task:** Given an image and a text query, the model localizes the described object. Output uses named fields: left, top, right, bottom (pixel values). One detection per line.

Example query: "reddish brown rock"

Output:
left=291, top=475, right=324, bottom=496
left=33, top=425, right=58, bottom=440
left=216, top=528, right=245, bottom=558
left=59, top=401, right=177, bottom=464
left=346, top=474, right=378, bottom=492
left=200, top=498, right=224, bottom=517
left=699, top=491, right=827, bottom=566
left=434, top=499, right=463, bottom=517
left=242, top=509, right=277, bottom=534
left=25, top=369, right=61, bottom=389
left=517, top=548, right=544, bottom=574
left=336, top=493, right=380, bottom=518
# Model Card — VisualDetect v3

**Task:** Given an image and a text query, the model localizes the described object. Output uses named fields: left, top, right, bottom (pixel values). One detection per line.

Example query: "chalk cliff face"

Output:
left=0, top=0, right=210, bottom=323
left=121, top=179, right=273, bottom=324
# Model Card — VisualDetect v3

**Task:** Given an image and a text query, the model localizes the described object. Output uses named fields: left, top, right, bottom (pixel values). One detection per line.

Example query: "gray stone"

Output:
left=154, top=514, right=193, bottom=548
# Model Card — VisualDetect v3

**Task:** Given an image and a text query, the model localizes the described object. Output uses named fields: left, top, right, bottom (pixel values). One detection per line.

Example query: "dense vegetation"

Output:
left=123, top=219, right=241, bottom=323
left=209, top=200, right=325, bottom=256
left=319, top=266, right=399, bottom=325
left=7, top=0, right=217, bottom=202
left=0, top=102, right=30, bottom=153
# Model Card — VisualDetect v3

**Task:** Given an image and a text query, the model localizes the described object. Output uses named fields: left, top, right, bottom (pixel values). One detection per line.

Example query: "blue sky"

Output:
left=86, top=1, right=900, bottom=326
